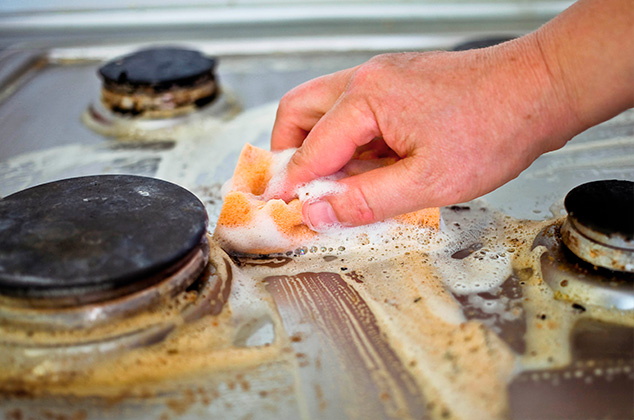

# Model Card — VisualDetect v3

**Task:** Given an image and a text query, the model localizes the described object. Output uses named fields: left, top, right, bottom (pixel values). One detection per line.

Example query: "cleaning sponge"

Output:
left=215, top=144, right=439, bottom=254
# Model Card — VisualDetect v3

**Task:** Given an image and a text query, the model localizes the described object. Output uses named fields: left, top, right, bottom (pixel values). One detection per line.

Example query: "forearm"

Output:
left=536, top=0, right=634, bottom=131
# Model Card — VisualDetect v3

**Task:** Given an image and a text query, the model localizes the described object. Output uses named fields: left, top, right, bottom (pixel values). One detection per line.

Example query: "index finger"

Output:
left=268, top=93, right=380, bottom=201
left=271, top=66, right=359, bottom=151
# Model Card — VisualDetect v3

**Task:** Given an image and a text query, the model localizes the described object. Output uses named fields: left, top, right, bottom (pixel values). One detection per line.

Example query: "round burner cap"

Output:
left=99, top=47, right=217, bottom=91
left=564, top=179, right=633, bottom=244
left=0, top=175, right=208, bottom=300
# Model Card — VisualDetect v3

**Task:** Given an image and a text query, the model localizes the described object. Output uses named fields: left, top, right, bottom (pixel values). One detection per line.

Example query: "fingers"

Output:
left=270, top=66, right=359, bottom=151
left=302, top=158, right=433, bottom=230
left=271, top=93, right=380, bottom=203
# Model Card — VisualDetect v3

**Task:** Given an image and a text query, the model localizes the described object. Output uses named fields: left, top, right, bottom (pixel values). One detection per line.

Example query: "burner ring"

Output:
left=533, top=222, right=634, bottom=311
left=0, top=238, right=209, bottom=322
left=561, top=217, right=634, bottom=273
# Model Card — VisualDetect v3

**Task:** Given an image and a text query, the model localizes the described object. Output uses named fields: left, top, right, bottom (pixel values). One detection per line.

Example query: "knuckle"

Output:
left=277, top=91, right=297, bottom=114
left=347, top=55, right=389, bottom=89
left=348, top=62, right=378, bottom=89
left=278, top=81, right=310, bottom=110
left=351, top=187, right=377, bottom=225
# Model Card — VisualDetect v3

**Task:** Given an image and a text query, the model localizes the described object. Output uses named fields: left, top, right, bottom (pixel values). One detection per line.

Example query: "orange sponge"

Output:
left=215, top=144, right=439, bottom=254
left=228, top=144, right=274, bottom=196
left=216, top=145, right=314, bottom=254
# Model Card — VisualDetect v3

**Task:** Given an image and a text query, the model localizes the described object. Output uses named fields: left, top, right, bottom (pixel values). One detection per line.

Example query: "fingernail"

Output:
left=304, top=200, right=340, bottom=231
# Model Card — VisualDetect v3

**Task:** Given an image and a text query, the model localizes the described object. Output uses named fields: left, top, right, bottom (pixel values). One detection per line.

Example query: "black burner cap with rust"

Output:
left=98, top=47, right=218, bottom=116
left=564, top=179, right=633, bottom=242
left=0, top=175, right=208, bottom=302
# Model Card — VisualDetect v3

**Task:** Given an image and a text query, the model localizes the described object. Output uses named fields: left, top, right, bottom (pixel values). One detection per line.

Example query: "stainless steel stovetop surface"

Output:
left=0, top=3, right=632, bottom=420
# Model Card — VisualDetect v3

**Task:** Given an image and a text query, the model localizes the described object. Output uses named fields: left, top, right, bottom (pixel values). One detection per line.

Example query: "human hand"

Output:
left=269, top=1, right=633, bottom=231
left=270, top=38, right=573, bottom=230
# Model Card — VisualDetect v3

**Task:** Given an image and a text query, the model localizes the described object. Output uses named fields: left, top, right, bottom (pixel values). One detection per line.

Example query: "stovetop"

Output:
left=0, top=3, right=632, bottom=420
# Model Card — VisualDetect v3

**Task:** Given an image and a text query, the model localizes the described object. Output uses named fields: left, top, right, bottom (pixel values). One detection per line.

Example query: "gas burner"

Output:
left=0, top=175, right=232, bottom=371
left=534, top=180, right=634, bottom=310
left=99, top=47, right=218, bottom=118
left=82, top=47, right=240, bottom=139
left=562, top=179, right=633, bottom=273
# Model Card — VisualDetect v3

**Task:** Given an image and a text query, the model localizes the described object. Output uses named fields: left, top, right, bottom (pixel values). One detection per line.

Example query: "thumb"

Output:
left=303, top=158, right=430, bottom=230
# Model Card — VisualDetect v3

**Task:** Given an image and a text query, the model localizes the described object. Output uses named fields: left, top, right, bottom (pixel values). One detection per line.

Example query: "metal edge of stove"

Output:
left=0, top=2, right=573, bottom=47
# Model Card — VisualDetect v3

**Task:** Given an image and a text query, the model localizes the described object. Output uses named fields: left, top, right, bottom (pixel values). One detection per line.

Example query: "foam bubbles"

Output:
left=297, top=177, right=347, bottom=203
left=262, top=148, right=296, bottom=200
left=265, top=147, right=348, bottom=204
left=437, top=245, right=513, bottom=295
left=215, top=209, right=296, bottom=253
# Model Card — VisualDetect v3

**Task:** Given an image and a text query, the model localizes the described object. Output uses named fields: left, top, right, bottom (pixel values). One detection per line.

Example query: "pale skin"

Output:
left=270, top=0, right=634, bottom=231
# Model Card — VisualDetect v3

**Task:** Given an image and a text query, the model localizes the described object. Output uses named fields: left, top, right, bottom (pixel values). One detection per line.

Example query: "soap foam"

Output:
left=437, top=244, right=513, bottom=295
left=296, top=177, right=347, bottom=203
left=263, top=148, right=296, bottom=200
left=215, top=210, right=296, bottom=254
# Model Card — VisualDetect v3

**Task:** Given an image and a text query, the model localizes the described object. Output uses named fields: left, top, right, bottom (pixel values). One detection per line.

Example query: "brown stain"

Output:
left=235, top=256, right=293, bottom=269
left=2, top=409, right=89, bottom=420
left=165, top=387, right=197, bottom=416
left=295, top=352, right=309, bottom=367
left=4, top=409, right=23, bottom=420
left=182, top=257, right=232, bottom=323
left=239, top=380, right=251, bottom=392
left=329, top=249, right=517, bottom=420
left=344, top=270, right=365, bottom=283
left=314, top=384, right=327, bottom=411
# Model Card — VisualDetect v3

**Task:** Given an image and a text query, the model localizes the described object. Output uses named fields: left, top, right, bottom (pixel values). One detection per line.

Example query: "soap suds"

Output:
left=296, top=177, right=347, bottom=203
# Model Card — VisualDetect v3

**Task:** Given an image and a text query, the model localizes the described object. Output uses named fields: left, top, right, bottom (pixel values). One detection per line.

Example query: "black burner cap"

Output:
left=98, top=47, right=217, bottom=90
left=564, top=179, right=634, bottom=241
left=0, top=175, right=208, bottom=299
